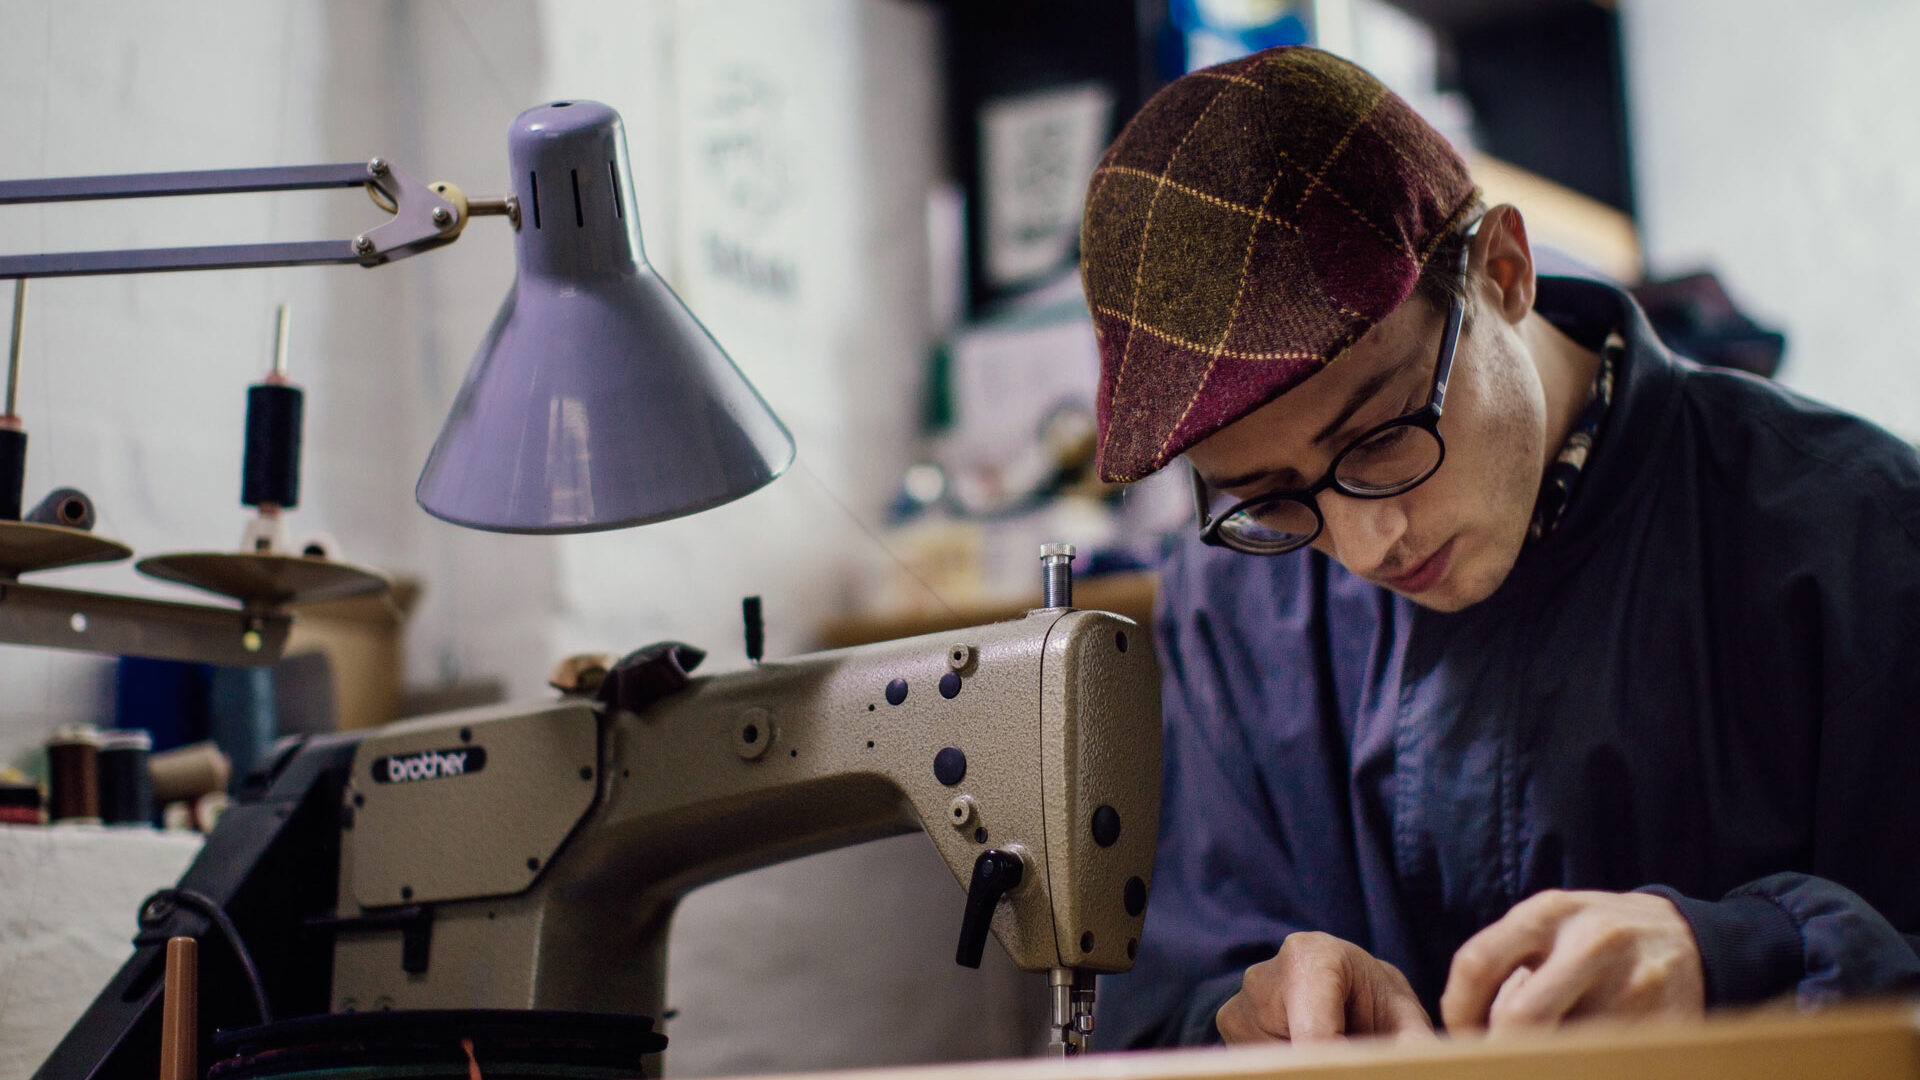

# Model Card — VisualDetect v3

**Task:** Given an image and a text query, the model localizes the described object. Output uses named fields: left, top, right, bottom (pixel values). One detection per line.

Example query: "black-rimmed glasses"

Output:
left=1192, top=244, right=1471, bottom=556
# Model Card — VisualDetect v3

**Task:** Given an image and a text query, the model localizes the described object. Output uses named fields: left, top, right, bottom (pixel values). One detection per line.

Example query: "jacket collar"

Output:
left=1512, top=274, right=1685, bottom=562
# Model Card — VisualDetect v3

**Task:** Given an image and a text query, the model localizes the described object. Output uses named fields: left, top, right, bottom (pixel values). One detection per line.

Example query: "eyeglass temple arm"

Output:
left=1429, top=217, right=1480, bottom=414
left=1189, top=464, right=1212, bottom=528
left=1430, top=293, right=1465, bottom=413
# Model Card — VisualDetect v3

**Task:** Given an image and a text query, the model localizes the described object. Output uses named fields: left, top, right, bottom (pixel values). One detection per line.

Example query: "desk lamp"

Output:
left=0, top=100, right=795, bottom=536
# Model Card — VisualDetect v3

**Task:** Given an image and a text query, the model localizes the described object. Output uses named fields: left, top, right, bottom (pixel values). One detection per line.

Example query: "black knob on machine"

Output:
left=742, top=595, right=764, bottom=664
left=956, top=848, right=1024, bottom=969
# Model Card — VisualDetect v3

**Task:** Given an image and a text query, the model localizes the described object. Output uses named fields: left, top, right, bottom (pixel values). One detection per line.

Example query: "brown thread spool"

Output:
left=150, top=741, right=231, bottom=805
left=46, top=725, right=101, bottom=823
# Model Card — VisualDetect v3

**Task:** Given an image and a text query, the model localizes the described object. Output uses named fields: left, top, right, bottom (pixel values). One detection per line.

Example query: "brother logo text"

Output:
left=372, top=746, right=489, bottom=784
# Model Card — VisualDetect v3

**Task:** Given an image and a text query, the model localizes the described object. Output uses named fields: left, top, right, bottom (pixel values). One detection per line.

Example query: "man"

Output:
left=1082, top=46, right=1920, bottom=1047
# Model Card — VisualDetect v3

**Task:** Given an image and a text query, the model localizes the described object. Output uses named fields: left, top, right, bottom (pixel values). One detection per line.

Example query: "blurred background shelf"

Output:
left=1471, top=151, right=1641, bottom=282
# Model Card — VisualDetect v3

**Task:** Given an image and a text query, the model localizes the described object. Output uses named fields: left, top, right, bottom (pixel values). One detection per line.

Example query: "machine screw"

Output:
left=352, top=235, right=376, bottom=257
left=734, top=707, right=772, bottom=760
left=1040, top=542, right=1076, bottom=609
left=367, top=157, right=390, bottom=177
left=431, top=206, right=453, bottom=227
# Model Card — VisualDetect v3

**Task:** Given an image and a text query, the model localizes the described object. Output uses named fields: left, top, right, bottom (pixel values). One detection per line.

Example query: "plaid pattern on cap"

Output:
left=1083, top=46, right=1479, bottom=482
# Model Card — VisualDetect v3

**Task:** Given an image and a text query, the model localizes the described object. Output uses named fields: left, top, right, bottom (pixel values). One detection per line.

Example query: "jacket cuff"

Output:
left=1638, top=885, right=1803, bottom=1006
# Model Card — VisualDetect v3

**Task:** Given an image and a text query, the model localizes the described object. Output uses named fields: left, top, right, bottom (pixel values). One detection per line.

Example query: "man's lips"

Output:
left=1381, top=537, right=1455, bottom=594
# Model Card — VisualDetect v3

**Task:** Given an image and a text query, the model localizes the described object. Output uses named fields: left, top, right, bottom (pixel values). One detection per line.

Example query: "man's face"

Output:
left=1186, top=284, right=1548, bottom=612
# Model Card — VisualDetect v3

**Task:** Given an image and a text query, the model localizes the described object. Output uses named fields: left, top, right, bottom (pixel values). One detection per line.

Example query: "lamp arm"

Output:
left=0, top=158, right=476, bottom=278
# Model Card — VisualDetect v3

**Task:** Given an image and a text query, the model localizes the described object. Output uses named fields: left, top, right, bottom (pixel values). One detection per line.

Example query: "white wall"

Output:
left=0, top=1, right=1046, bottom=1075
left=1620, top=0, right=1920, bottom=437
left=0, top=0, right=430, bottom=766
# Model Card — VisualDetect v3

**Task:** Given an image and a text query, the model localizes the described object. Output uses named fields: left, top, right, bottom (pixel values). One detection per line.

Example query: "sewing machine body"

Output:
left=38, top=601, right=1159, bottom=1078
left=332, top=606, right=1159, bottom=1028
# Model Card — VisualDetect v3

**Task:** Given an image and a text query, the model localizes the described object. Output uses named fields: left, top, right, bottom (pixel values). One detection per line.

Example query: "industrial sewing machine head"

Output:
left=331, top=544, right=1159, bottom=1059
left=44, top=545, right=1160, bottom=1077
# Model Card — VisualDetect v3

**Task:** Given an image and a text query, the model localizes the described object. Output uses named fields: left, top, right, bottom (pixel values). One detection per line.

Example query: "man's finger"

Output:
left=1215, top=991, right=1265, bottom=1043
left=1218, top=954, right=1304, bottom=1043
left=1378, top=984, right=1438, bottom=1039
left=1440, top=892, right=1569, bottom=1031
left=1351, top=958, right=1434, bottom=1038
left=1278, top=943, right=1352, bottom=1042
left=1488, top=964, right=1533, bottom=1019
left=1486, top=922, right=1622, bottom=1030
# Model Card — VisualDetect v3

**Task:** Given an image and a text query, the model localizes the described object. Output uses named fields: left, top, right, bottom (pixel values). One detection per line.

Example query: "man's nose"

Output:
left=1318, top=493, right=1409, bottom=577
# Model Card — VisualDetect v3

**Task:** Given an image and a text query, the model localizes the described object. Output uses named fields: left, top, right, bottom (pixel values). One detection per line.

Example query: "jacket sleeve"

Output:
left=1640, top=875, right=1920, bottom=1007
left=1641, top=410, right=1920, bottom=1006
left=1098, top=547, right=1320, bottom=1049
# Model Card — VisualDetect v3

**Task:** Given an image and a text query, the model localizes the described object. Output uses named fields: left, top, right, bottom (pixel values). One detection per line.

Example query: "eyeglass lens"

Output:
left=1213, top=424, right=1442, bottom=551
left=1332, top=423, right=1443, bottom=496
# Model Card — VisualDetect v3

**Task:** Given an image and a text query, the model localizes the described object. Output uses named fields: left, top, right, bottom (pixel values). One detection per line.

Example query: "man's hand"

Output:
left=1216, top=931, right=1434, bottom=1044
left=1440, top=890, right=1704, bottom=1032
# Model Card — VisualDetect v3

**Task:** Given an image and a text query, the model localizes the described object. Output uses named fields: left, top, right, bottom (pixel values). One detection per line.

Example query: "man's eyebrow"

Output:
left=1199, top=354, right=1421, bottom=493
left=1206, top=463, right=1300, bottom=492
left=1308, top=353, right=1419, bottom=446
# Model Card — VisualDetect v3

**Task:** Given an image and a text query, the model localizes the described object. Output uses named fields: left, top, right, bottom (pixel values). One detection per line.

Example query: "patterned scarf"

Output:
left=1528, top=339, right=1619, bottom=542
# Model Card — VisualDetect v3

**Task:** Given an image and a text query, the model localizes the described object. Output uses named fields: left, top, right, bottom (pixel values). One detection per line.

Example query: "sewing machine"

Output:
left=37, top=550, right=1161, bottom=1078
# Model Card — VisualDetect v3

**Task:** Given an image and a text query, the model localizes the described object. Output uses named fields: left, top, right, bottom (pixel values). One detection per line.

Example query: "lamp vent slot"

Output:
left=529, top=172, right=542, bottom=229
left=608, top=161, right=623, bottom=219
left=570, top=169, right=584, bottom=227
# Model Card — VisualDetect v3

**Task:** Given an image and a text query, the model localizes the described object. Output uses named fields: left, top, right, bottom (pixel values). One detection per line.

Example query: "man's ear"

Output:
left=1471, top=204, right=1535, bottom=325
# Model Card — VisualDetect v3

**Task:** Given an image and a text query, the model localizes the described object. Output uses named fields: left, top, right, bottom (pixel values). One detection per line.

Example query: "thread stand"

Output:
left=0, top=523, right=132, bottom=579
left=136, top=303, right=389, bottom=610
left=0, top=280, right=133, bottom=578
left=136, top=550, right=388, bottom=609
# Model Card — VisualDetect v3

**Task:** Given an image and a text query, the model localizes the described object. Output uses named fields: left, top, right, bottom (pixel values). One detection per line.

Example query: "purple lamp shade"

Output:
left=415, top=101, right=794, bottom=534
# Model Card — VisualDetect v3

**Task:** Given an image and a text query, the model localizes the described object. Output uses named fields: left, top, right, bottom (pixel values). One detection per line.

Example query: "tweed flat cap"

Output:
left=1083, top=46, right=1478, bottom=482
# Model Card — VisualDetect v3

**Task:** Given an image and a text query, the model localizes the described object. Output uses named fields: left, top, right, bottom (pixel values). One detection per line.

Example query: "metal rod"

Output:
left=467, top=195, right=517, bottom=216
left=6, top=280, right=22, bottom=417
left=1040, top=542, right=1076, bottom=610
left=0, top=240, right=359, bottom=280
left=0, top=158, right=464, bottom=279
left=0, top=580, right=292, bottom=666
left=272, top=302, right=291, bottom=378
left=0, top=162, right=374, bottom=205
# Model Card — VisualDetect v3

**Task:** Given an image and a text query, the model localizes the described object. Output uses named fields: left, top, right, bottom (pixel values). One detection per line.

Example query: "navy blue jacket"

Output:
left=1105, top=276, right=1920, bottom=1047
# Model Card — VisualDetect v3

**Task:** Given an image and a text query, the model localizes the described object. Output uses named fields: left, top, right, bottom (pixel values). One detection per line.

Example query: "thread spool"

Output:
left=46, top=724, right=101, bottom=822
left=96, top=728, right=154, bottom=826
left=0, top=426, right=24, bottom=522
left=3, top=280, right=25, bottom=521
left=150, top=741, right=232, bottom=804
left=194, top=791, right=230, bottom=833
left=241, top=383, right=303, bottom=510
left=0, top=783, right=42, bottom=825
left=26, top=486, right=94, bottom=531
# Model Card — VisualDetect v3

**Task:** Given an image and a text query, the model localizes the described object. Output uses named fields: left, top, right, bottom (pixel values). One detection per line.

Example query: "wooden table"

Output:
left=728, top=1003, right=1920, bottom=1080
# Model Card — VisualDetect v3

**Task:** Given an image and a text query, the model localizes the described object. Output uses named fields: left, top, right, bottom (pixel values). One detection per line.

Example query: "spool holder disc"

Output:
left=0, top=520, right=133, bottom=578
left=136, top=551, right=389, bottom=609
